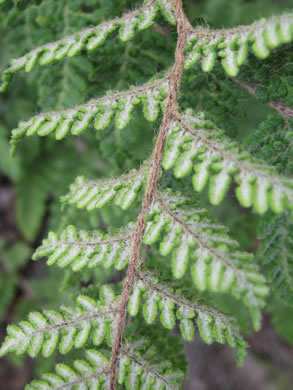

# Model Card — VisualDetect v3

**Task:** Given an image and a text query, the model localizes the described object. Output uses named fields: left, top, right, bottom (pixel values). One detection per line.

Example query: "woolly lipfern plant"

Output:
left=1, top=0, right=293, bottom=388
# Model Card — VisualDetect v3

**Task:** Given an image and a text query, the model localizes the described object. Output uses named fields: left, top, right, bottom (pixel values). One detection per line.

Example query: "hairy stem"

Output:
left=109, top=1, right=187, bottom=388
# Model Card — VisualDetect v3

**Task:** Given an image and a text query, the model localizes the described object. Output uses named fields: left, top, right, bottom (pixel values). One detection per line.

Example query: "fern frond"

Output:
left=4, top=0, right=292, bottom=386
left=163, top=110, right=293, bottom=214
left=25, top=349, right=111, bottom=390
left=143, top=189, right=268, bottom=329
left=128, top=269, right=247, bottom=365
left=62, top=163, right=149, bottom=211
left=0, top=285, right=119, bottom=358
left=10, top=75, right=170, bottom=153
left=185, top=13, right=293, bottom=76
left=25, top=337, right=183, bottom=390
left=33, top=225, right=133, bottom=272
left=0, top=0, right=175, bottom=92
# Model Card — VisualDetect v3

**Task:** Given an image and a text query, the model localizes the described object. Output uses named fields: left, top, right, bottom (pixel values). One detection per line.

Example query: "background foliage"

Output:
left=0, top=0, right=293, bottom=389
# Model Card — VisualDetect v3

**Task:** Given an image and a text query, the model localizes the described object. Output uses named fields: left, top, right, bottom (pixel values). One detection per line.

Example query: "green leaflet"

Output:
left=127, top=270, right=247, bottom=363
left=10, top=76, right=169, bottom=153
left=185, top=13, right=293, bottom=76
left=0, top=0, right=176, bottom=92
left=62, top=165, right=148, bottom=211
left=163, top=111, right=293, bottom=214
left=143, top=189, right=268, bottom=327
left=0, top=286, right=118, bottom=358
left=33, top=224, right=133, bottom=272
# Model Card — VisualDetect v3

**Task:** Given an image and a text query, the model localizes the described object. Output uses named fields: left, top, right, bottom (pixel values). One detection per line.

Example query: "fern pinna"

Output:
left=1, top=0, right=293, bottom=388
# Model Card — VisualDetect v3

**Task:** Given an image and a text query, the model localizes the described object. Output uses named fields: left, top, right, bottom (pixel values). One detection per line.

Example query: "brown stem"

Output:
left=109, top=1, right=187, bottom=388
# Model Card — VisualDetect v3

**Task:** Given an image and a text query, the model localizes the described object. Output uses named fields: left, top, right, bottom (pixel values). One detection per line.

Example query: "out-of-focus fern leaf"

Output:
left=15, top=174, right=48, bottom=241
left=0, top=239, right=31, bottom=321
left=269, top=301, right=293, bottom=344
left=0, top=125, right=20, bottom=180
left=1, top=240, right=32, bottom=271
left=0, top=273, right=16, bottom=321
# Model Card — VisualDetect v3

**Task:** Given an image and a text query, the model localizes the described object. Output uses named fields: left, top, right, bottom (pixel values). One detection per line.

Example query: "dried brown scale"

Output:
left=109, top=1, right=187, bottom=388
